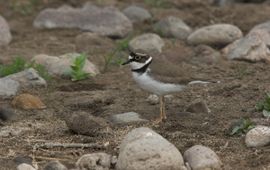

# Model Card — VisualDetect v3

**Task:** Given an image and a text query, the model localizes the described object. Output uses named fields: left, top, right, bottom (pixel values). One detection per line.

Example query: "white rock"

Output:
left=184, top=145, right=222, bottom=170
left=245, top=125, right=270, bottom=147
left=222, top=29, right=270, bottom=62
left=0, top=15, right=12, bottom=46
left=17, top=163, right=36, bottom=170
left=33, top=4, right=133, bottom=38
left=154, top=16, right=192, bottom=40
left=123, top=5, right=151, bottom=23
left=0, top=78, right=20, bottom=98
left=116, top=127, right=187, bottom=170
left=129, top=33, right=165, bottom=54
left=32, top=53, right=99, bottom=77
left=76, top=153, right=113, bottom=170
left=188, top=24, right=243, bottom=46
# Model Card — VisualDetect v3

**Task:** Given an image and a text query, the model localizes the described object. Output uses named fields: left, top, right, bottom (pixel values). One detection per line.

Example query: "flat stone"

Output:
left=109, top=112, right=148, bottom=124
left=222, top=29, right=270, bottom=62
left=76, top=153, right=113, bottom=170
left=12, top=93, right=46, bottom=110
left=154, top=16, right=192, bottom=40
left=116, top=127, right=187, bottom=170
left=188, top=24, right=243, bottom=46
left=0, top=15, right=12, bottom=46
left=184, top=145, right=223, bottom=170
left=123, top=5, right=151, bottom=23
left=245, top=125, right=270, bottom=147
left=44, top=161, right=67, bottom=170
left=32, top=53, right=99, bottom=77
left=129, top=33, right=165, bottom=54
left=0, top=78, right=20, bottom=98
left=17, top=163, right=36, bottom=170
left=33, top=4, right=133, bottom=38
left=65, top=111, right=109, bottom=136
left=5, top=68, right=47, bottom=88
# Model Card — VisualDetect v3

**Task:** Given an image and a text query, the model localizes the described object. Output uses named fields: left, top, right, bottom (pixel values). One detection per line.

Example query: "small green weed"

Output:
left=230, top=118, right=255, bottom=136
left=256, top=93, right=270, bottom=117
left=70, top=54, right=90, bottom=81
left=0, top=57, right=51, bottom=80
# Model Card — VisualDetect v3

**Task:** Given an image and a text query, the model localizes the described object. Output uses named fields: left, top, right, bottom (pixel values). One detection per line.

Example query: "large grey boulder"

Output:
left=188, top=24, right=242, bottom=46
left=116, top=127, right=187, bottom=170
left=122, top=5, right=151, bottom=23
left=128, top=33, right=164, bottom=54
left=222, top=29, right=270, bottom=62
left=34, top=4, right=133, bottom=38
left=0, top=15, right=12, bottom=46
left=154, top=16, right=192, bottom=40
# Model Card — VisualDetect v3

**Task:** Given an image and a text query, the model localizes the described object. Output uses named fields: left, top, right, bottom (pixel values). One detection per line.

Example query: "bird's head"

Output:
left=122, top=51, right=153, bottom=71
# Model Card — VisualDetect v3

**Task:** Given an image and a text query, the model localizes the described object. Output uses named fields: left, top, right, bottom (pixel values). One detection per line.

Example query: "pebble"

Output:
left=43, top=161, right=67, bottom=170
left=32, top=53, right=99, bottom=77
left=186, top=100, right=210, bottom=114
left=245, top=125, right=270, bottom=147
left=12, top=93, right=46, bottom=110
left=123, top=5, right=151, bottom=23
left=17, top=163, right=36, bottom=170
left=76, top=153, right=113, bottom=170
left=184, top=145, right=223, bottom=170
left=222, top=29, right=270, bottom=62
left=154, top=16, right=192, bottom=40
left=128, top=33, right=165, bottom=54
left=188, top=24, right=243, bottom=46
left=65, top=111, right=109, bottom=136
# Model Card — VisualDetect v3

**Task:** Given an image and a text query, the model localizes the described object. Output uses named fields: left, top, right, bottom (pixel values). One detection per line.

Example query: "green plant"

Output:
left=0, top=57, right=26, bottom=77
left=0, top=57, right=51, bottom=80
left=70, top=54, right=90, bottom=81
left=256, top=93, right=270, bottom=117
left=230, top=118, right=255, bottom=136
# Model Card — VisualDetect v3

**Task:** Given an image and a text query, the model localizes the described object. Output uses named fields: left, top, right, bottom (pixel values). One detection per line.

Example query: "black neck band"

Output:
left=131, top=60, right=152, bottom=74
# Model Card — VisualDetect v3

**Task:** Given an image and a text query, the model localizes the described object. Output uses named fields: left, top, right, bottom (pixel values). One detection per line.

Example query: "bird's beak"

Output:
left=122, top=59, right=131, bottom=65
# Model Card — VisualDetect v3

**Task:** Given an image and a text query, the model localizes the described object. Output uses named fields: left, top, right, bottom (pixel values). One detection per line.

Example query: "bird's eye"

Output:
left=135, top=56, right=141, bottom=60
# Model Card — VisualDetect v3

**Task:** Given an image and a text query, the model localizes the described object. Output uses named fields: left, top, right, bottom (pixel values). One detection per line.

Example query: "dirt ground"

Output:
left=1, top=0, right=270, bottom=169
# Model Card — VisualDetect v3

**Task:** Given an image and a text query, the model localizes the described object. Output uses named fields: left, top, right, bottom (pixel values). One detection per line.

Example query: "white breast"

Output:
left=132, top=71, right=185, bottom=96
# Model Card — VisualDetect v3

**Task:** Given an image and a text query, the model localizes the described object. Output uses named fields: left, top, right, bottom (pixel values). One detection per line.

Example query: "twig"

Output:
left=33, top=142, right=104, bottom=150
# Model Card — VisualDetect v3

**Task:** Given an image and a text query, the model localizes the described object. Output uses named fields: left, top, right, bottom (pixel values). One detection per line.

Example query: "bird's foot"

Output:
left=153, top=117, right=163, bottom=124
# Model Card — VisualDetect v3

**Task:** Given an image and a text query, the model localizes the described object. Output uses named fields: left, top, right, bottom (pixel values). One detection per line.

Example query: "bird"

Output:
left=122, top=51, right=187, bottom=123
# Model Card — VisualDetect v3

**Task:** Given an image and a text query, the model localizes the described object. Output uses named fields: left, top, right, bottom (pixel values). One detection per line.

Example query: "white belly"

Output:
left=132, top=72, right=185, bottom=96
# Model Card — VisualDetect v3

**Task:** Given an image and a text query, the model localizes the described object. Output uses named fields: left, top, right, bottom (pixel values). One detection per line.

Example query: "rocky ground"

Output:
left=1, top=0, right=270, bottom=169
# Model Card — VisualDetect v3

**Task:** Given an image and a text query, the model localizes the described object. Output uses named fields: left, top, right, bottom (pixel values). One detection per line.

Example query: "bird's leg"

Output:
left=154, top=96, right=164, bottom=124
left=161, top=96, right=167, bottom=120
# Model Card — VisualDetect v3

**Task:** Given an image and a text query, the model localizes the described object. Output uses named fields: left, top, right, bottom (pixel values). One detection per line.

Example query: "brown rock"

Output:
left=12, top=94, right=46, bottom=110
